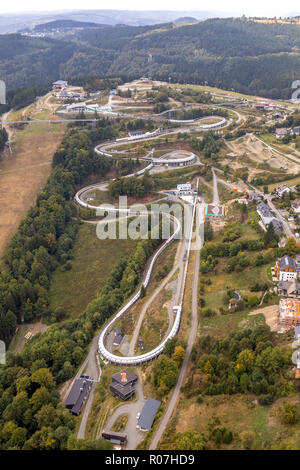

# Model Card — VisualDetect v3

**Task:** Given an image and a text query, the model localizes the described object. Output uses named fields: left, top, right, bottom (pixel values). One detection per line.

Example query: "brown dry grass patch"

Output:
left=0, top=124, right=65, bottom=256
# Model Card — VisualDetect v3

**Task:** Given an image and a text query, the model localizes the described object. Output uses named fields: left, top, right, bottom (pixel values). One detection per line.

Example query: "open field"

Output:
left=267, top=175, right=300, bottom=192
left=202, top=261, right=270, bottom=312
left=160, top=391, right=300, bottom=450
left=49, top=223, right=138, bottom=318
left=225, top=134, right=299, bottom=175
left=0, top=122, right=65, bottom=257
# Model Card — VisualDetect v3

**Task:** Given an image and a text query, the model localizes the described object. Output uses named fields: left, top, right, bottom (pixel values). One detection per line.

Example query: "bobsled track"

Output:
left=75, top=176, right=198, bottom=365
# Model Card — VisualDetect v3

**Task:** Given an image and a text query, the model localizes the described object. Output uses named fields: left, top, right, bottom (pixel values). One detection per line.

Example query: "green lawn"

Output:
left=267, top=175, right=300, bottom=192
left=49, top=223, right=137, bottom=318
left=200, top=310, right=265, bottom=339
left=202, top=262, right=270, bottom=312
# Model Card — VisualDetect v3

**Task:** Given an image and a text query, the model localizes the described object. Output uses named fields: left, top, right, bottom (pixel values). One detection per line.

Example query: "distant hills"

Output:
left=33, top=19, right=106, bottom=32
left=173, top=17, right=199, bottom=24
left=1, top=17, right=300, bottom=99
left=0, top=9, right=230, bottom=33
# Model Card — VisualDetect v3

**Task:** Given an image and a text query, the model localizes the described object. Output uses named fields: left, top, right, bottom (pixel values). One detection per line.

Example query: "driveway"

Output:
left=103, top=374, right=146, bottom=450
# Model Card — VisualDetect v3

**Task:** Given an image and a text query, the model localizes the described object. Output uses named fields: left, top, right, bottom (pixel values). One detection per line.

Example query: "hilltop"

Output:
left=1, top=17, right=300, bottom=98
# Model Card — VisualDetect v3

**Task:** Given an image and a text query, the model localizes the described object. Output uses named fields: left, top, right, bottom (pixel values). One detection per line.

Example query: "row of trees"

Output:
left=109, top=172, right=153, bottom=198
left=0, top=127, right=8, bottom=153
left=0, top=120, right=116, bottom=345
left=0, top=117, right=167, bottom=448
left=191, top=131, right=223, bottom=160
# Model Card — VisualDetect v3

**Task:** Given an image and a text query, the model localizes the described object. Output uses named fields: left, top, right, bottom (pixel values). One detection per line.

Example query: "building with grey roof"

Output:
left=275, top=255, right=298, bottom=281
left=65, top=376, right=92, bottom=415
left=270, top=218, right=283, bottom=235
left=278, top=279, right=300, bottom=298
left=295, top=326, right=300, bottom=340
left=275, top=128, right=288, bottom=138
left=110, top=370, right=138, bottom=401
left=113, top=326, right=123, bottom=346
left=291, top=127, right=300, bottom=136
left=137, top=398, right=161, bottom=431
left=248, top=191, right=262, bottom=203
left=257, top=202, right=274, bottom=225
left=53, top=80, right=68, bottom=90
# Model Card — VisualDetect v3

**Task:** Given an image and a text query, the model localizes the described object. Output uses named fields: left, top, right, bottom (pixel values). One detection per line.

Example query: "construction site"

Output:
left=278, top=298, right=300, bottom=326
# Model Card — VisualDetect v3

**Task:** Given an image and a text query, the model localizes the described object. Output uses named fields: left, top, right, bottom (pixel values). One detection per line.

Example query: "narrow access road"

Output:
left=61, top=334, right=100, bottom=439
left=104, top=374, right=146, bottom=450
left=212, top=167, right=220, bottom=205
left=149, top=205, right=202, bottom=450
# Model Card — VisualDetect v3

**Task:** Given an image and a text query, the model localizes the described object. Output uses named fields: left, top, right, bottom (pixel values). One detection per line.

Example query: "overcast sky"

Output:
left=0, top=1, right=299, bottom=17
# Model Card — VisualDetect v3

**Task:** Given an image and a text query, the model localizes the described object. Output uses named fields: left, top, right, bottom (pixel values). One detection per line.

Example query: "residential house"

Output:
left=257, top=202, right=274, bottom=225
left=274, top=255, right=298, bottom=281
left=53, top=80, right=68, bottom=90
left=274, top=184, right=291, bottom=198
left=248, top=191, right=262, bottom=203
left=270, top=218, right=283, bottom=235
left=295, top=325, right=300, bottom=340
left=292, top=199, right=300, bottom=214
left=291, top=127, right=300, bottom=137
left=275, top=128, right=288, bottom=139
left=113, top=326, right=123, bottom=347
left=296, top=254, right=300, bottom=270
left=278, top=279, right=300, bottom=298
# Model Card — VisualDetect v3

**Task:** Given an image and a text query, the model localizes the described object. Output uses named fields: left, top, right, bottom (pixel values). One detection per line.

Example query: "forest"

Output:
left=1, top=18, right=300, bottom=98
left=0, top=115, right=166, bottom=449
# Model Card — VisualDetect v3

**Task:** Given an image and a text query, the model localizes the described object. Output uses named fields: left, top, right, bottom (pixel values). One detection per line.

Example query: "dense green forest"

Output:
left=1, top=18, right=300, bottom=98
left=0, top=116, right=166, bottom=449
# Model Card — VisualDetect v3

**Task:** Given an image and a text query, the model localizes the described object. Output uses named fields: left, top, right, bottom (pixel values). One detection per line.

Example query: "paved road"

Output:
left=265, top=194, right=295, bottom=239
left=149, top=218, right=201, bottom=450
left=128, top=196, right=192, bottom=356
left=212, top=168, right=220, bottom=205
left=104, top=374, right=146, bottom=450
left=67, top=334, right=100, bottom=439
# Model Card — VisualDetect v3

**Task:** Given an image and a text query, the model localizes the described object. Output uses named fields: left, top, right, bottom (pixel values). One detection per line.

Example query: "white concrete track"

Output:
left=74, top=171, right=198, bottom=365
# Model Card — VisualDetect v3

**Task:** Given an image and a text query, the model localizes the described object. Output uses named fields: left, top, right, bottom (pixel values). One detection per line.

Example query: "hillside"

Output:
left=1, top=17, right=300, bottom=98
left=33, top=19, right=105, bottom=31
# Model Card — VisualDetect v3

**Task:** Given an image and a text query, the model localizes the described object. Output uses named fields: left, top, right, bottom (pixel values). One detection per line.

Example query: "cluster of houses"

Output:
left=275, top=127, right=300, bottom=139
left=257, top=201, right=283, bottom=235
left=58, top=89, right=86, bottom=101
left=273, top=255, right=300, bottom=325
left=245, top=187, right=299, bottom=236
left=253, top=101, right=284, bottom=112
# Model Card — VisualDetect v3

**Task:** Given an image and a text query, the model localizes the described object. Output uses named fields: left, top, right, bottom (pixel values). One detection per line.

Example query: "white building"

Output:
left=275, top=184, right=291, bottom=198
left=257, top=202, right=274, bottom=225
left=275, top=128, right=288, bottom=139
left=177, top=183, right=192, bottom=192
left=53, top=80, right=68, bottom=90
left=292, top=199, right=300, bottom=214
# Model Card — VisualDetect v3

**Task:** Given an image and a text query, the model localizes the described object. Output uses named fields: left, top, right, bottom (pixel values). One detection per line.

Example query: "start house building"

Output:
left=110, top=370, right=138, bottom=400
